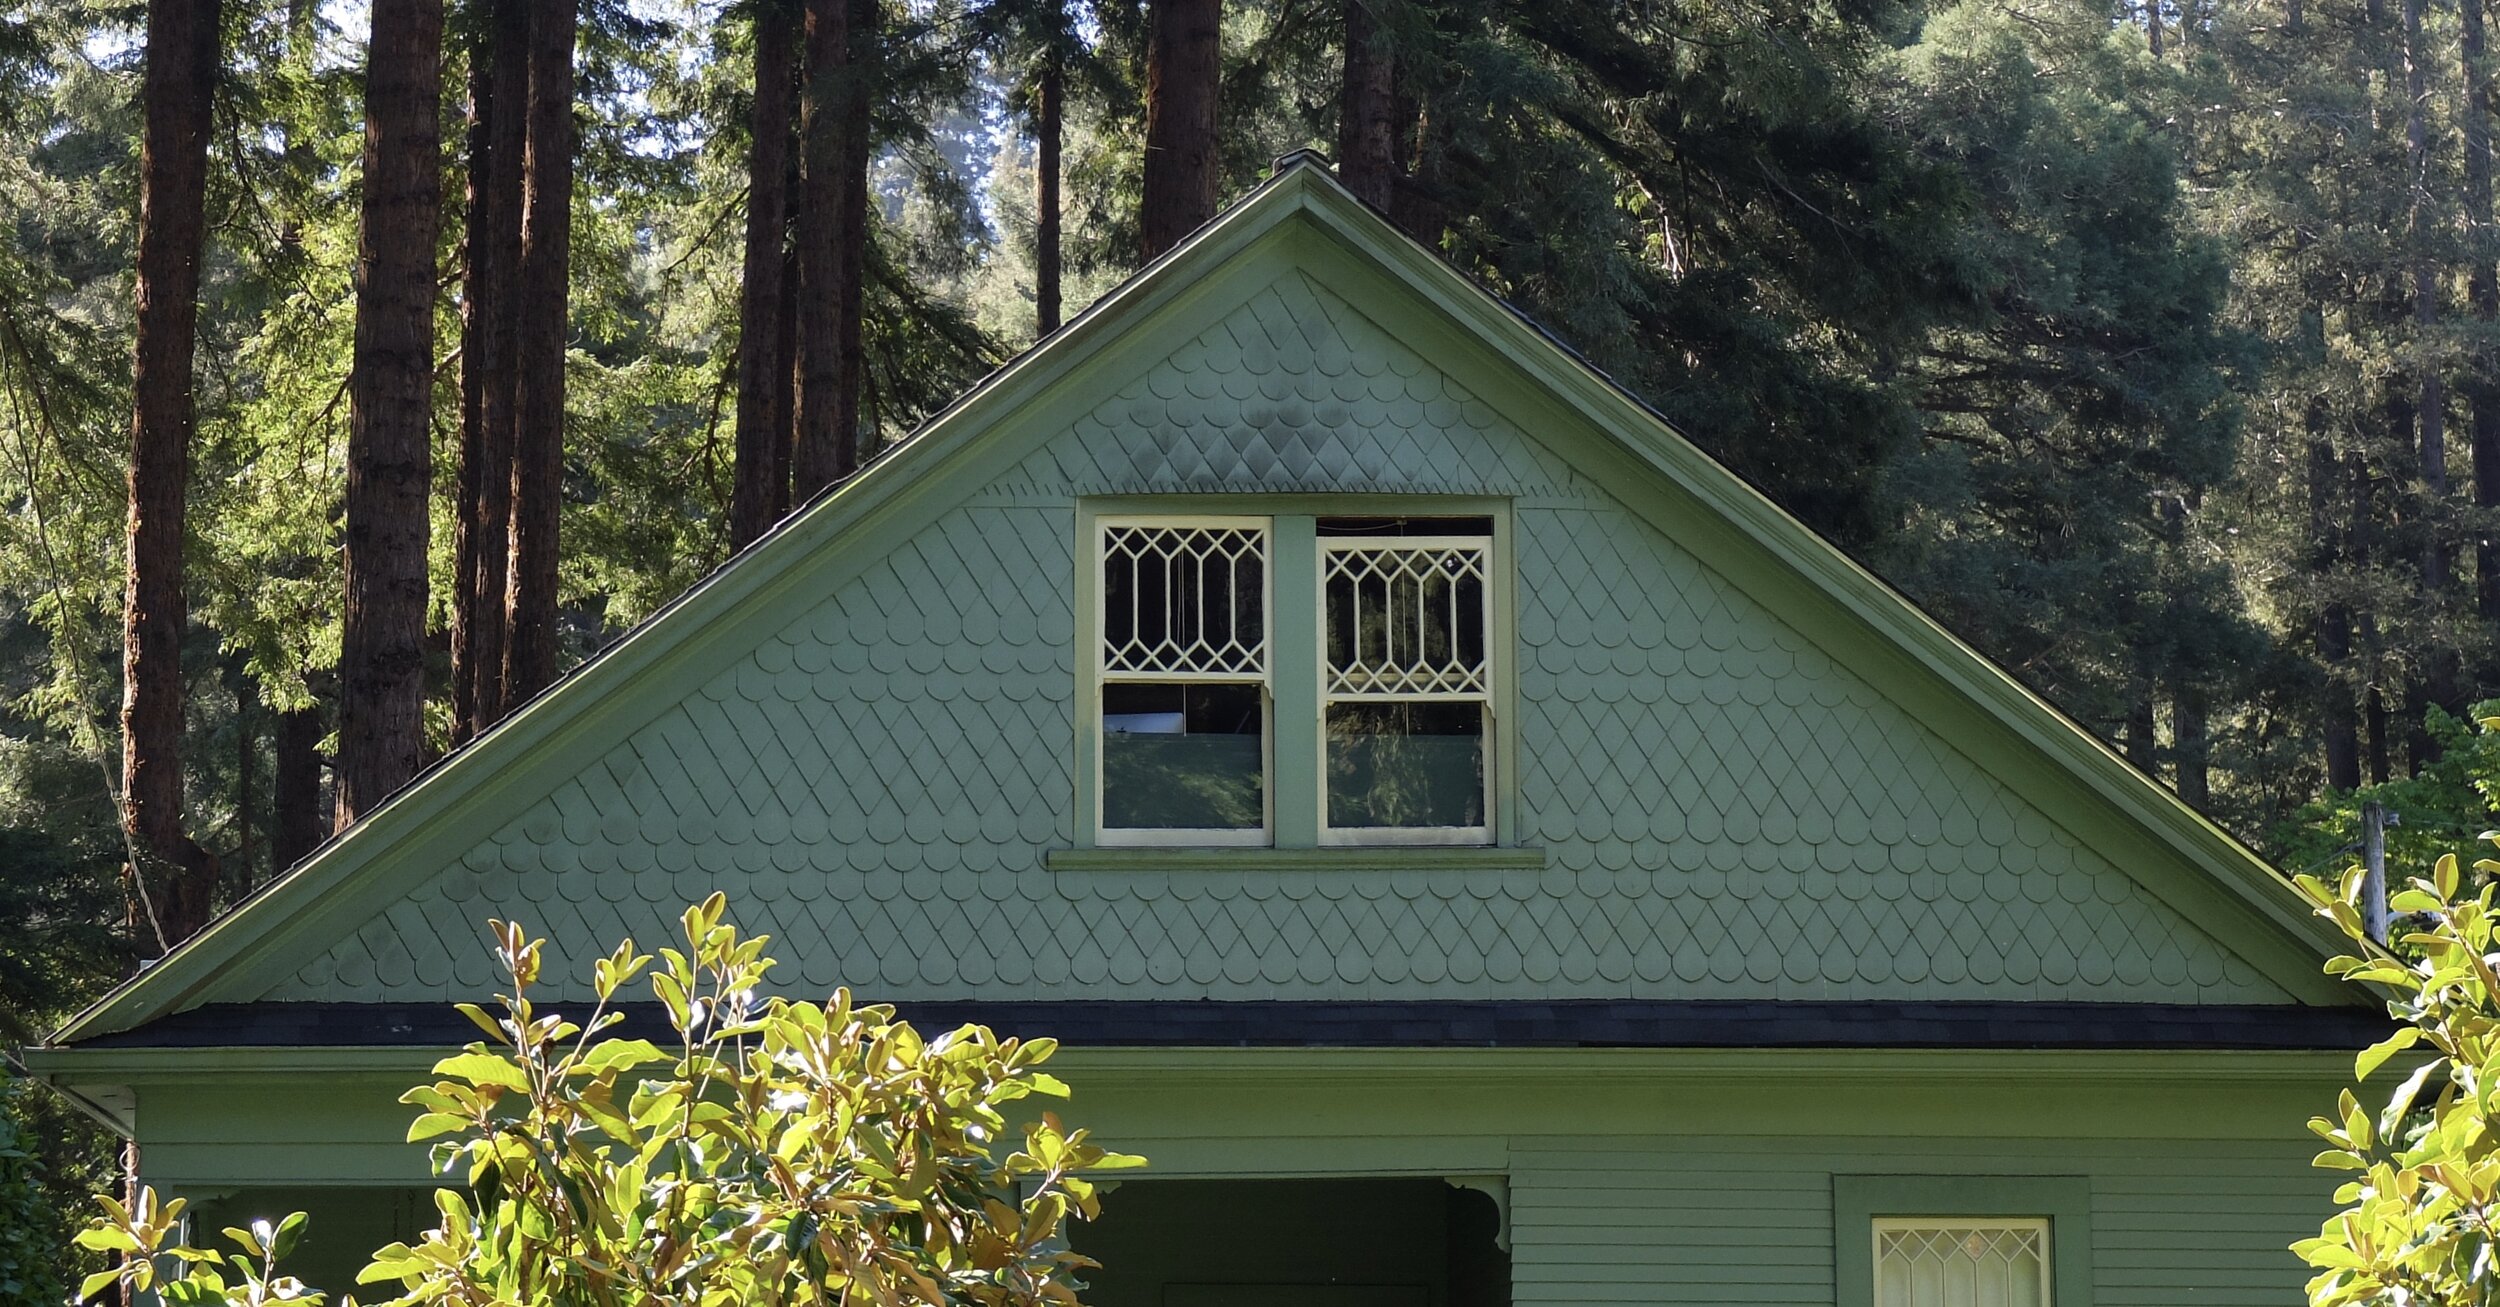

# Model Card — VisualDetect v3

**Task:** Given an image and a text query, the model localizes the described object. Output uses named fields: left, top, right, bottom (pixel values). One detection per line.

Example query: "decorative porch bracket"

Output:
left=1444, top=1173, right=1510, bottom=1252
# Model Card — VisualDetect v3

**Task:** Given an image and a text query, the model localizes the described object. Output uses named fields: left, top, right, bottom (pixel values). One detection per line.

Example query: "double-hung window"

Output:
left=1318, top=519, right=1492, bottom=844
left=1097, top=518, right=1272, bottom=845
left=1090, top=512, right=1498, bottom=848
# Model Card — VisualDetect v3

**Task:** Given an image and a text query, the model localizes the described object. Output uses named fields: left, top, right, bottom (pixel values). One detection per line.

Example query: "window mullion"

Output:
left=1269, top=515, right=1320, bottom=847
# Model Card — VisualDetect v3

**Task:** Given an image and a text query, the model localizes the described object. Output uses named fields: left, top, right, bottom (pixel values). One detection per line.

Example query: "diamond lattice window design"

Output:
left=1102, top=523, right=1268, bottom=678
left=1321, top=539, right=1490, bottom=699
left=1874, top=1220, right=2050, bottom=1307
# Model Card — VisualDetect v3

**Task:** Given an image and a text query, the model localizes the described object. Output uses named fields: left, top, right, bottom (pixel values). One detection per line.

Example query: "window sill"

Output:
left=1047, top=846, right=1550, bottom=872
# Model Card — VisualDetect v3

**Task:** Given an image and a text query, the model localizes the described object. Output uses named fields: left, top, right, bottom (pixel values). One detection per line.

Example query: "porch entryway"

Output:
left=1068, top=1177, right=1511, bottom=1307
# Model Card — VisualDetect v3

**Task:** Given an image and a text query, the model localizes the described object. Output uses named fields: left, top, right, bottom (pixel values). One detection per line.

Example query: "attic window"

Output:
left=1097, top=520, right=1271, bottom=844
left=1088, top=511, right=1499, bottom=850
left=1319, top=518, right=1492, bottom=844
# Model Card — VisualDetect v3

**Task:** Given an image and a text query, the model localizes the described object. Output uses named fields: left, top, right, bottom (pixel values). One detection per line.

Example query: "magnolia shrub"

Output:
left=80, top=894, right=1139, bottom=1306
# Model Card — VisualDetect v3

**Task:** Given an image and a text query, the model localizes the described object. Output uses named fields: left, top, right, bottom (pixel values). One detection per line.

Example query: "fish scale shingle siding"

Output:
left=271, top=271, right=2288, bottom=1006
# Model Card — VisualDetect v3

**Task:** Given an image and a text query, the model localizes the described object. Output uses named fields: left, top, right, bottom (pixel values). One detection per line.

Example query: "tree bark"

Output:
left=1390, top=92, right=1444, bottom=243
left=2355, top=448, right=2392, bottom=785
left=230, top=660, right=255, bottom=897
left=2123, top=665, right=2159, bottom=773
left=793, top=0, right=859, bottom=496
left=2405, top=0, right=2458, bottom=750
left=504, top=0, right=575, bottom=707
left=1036, top=43, right=1063, bottom=336
left=774, top=237, right=797, bottom=518
left=454, top=0, right=526, bottom=741
left=123, top=0, right=223, bottom=948
left=336, top=0, right=444, bottom=831
left=1338, top=0, right=1396, bottom=209
left=2310, top=405, right=2361, bottom=790
left=2173, top=684, right=2209, bottom=809
left=1141, top=0, right=1220, bottom=259
left=2146, top=0, right=2164, bottom=56
left=272, top=701, right=325, bottom=871
left=837, top=0, right=873, bottom=456
left=732, top=0, right=796, bottom=551
left=2466, top=0, right=2500, bottom=631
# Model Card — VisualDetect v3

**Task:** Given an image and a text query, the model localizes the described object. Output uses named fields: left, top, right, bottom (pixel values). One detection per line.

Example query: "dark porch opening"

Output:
left=1068, top=1177, right=1511, bottom=1307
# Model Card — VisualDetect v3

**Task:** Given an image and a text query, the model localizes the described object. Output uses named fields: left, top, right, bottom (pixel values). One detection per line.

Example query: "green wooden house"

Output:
left=27, top=155, right=2384, bottom=1307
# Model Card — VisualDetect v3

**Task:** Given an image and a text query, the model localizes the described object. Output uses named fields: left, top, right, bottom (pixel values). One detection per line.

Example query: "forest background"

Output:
left=1, top=0, right=2494, bottom=1296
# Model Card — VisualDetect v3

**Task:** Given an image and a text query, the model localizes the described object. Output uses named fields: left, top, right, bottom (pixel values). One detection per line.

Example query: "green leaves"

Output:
left=81, top=898, right=1141, bottom=1307
left=2299, top=830, right=2500, bottom=1307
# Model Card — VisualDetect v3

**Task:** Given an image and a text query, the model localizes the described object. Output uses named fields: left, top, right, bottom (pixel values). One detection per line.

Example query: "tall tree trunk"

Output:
left=732, top=0, right=795, bottom=551
left=2355, top=448, right=2392, bottom=784
left=272, top=701, right=325, bottom=870
left=454, top=0, right=527, bottom=741
left=2123, top=662, right=2159, bottom=773
left=2405, top=0, right=2458, bottom=763
left=1338, top=0, right=1396, bottom=209
left=2467, top=0, right=2500, bottom=632
left=1036, top=42, right=1063, bottom=336
left=1140, top=0, right=1220, bottom=259
left=793, top=0, right=856, bottom=496
left=837, top=0, right=874, bottom=457
left=504, top=0, right=575, bottom=707
left=2311, top=405, right=2362, bottom=790
left=2146, top=1, right=2164, bottom=57
left=230, top=660, right=255, bottom=897
left=774, top=237, right=797, bottom=518
left=336, top=0, right=444, bottom=831
left=1391, top=92, right=1445, bottom=243
left=2173, top=684, right=2209, bottom=809
left=123, top=0, right=223, bottom=949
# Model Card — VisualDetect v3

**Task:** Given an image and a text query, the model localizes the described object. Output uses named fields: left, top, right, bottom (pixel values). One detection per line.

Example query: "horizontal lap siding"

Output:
left=1508, top=1137, right=2327, bottom=1307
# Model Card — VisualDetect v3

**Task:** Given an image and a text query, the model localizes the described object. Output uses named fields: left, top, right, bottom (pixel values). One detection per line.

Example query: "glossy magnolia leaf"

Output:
left=2357, top=1027, right=2422, bottom=1081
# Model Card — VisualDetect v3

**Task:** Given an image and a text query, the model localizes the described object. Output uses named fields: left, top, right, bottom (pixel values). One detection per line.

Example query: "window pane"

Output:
left=1875, top=1225, right=2048, bottom=1307
left=1326, top=701, right=1485, bottom=829
left=1323, top=543, right=1487, bottom=697
left=1103, top=524, right=1265, bottom=675
left=1104, top=682, right=1265, bottom=830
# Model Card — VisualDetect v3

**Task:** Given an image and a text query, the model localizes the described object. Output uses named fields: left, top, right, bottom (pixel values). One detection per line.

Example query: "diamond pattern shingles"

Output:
left=269, top=271, right=2289, bottom=1007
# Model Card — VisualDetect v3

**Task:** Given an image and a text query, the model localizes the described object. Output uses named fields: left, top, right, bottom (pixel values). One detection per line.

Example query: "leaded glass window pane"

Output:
left=1319, top=522, right=1492, bottom=840
left=1098, top=519, right=1271, bottom=842
left=1875, top=1222, right=2049, bottom=1307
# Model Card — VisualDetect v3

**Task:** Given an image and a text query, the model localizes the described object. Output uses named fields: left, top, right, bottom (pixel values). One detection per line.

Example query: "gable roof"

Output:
left=46, top=156, right=2364, bottom=1044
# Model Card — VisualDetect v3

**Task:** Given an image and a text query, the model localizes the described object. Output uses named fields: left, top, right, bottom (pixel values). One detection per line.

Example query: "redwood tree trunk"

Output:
left=454, top=0, right=527, bottom=740
left=336, top=0, right=444, bottom=830
left=1141, top=0, right=1220, bottom=259
left=2465, top=0, right=2500, bottom=631
left=272, top=702, right=325, bottom=870
left=773, top=237, right=797, bottom=518
left=504, top=0, right=575, bottom=707
left=230, top=660, right=256, bottom=897
left=1338, top=0, right=1396, bottom=209
left=123, top=0, right=223, bottom=948
left=1036, top=45, right=1063, bottom=336
left=2405, top=0, right=2457, bottom=763
left=732, top=0, right=795, bottom=550
left=2172, top=684, right=2209, bottom=809
left=792, top=0, right=855, bottom=496
left=837, top=0, right=873, bottom=459
left=2310, top=406, right=2361, bottom=790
